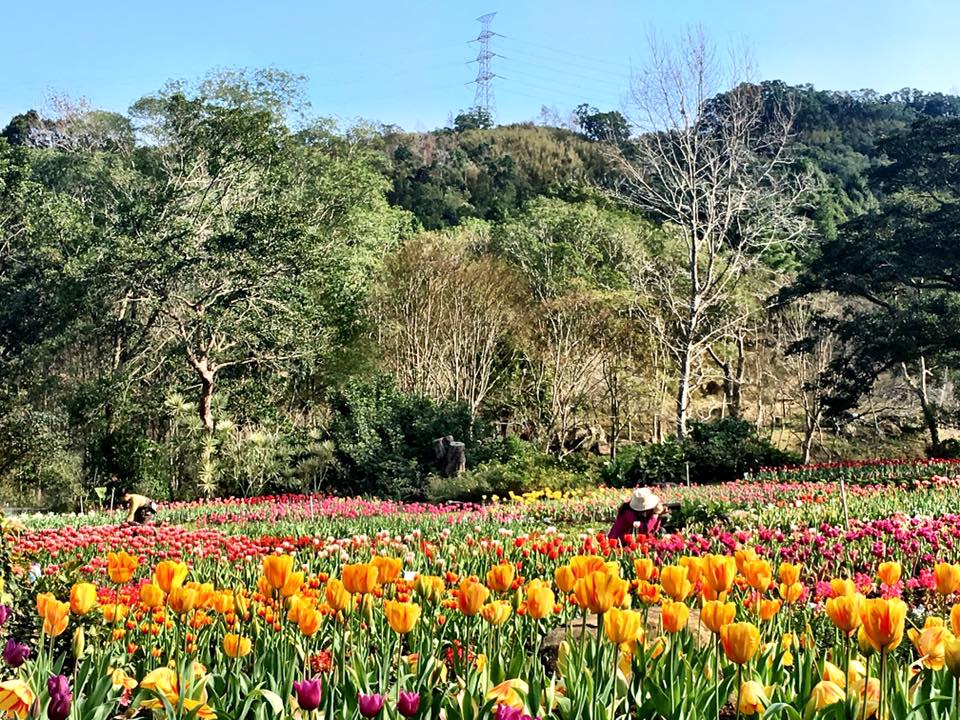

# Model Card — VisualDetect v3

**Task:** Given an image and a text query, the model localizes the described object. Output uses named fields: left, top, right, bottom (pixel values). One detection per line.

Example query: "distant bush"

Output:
left=426, top=440, right=592, bottom=503
left=324, top=376, right=483, bottom=499
left=601, top=418, right=797, bottom=487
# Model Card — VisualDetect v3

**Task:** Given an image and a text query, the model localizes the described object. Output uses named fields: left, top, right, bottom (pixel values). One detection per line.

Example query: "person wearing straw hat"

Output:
left=608, top=487, right=666, bottom=541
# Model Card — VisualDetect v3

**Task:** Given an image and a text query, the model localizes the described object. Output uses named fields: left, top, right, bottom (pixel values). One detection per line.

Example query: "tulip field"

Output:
left=6, top=460, right=960, bottom=718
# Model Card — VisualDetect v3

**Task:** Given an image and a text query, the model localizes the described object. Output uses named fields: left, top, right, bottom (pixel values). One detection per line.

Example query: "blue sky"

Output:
left=2, top=0, right=958, bottom=131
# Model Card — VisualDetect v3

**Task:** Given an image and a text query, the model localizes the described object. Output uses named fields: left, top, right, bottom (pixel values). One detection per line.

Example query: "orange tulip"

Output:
left=877, top=561, right=901, bottom=586
left=860, top=597, right=907, bottom=653
left=457, top=579, right=490, bottom=616
left=634, top=558, right=655, bottom=582
left=263, top=555, right=294, bottom=592
left=721, top=622, right=760, bottom=665
left=43, top=599, right=70, bottom=637
left=297, top=608, right=322, bottom=636
left=573, top=571, right=627, bottom=614
left=223, top=634, right=252, bottom=658
left=604, top=607, right=644, bottom=644
left=384, top=600, right=421, bottom=634
left=703, top=554, right=737, bottom=597
left=154, top=561, right=188, bottom=594
left=743, top=559, right=772, bottom=592
left=168, top=586, right=198, bottom=615
left=140, top=583, right=165, bottom=609
left=554, top=566, right=575, bottom=593
left=636, top=581, right=662, bottom=606
left=935, top=563, right=960, bottom=596
left=486, top=563, right=515, bottom=593
left=372, top=556, right=402, bottom=585
left=758, top=598, right=781, bottom=621
left=659, top=565, right=693, bottom=602
left=107, top=551, right=139, bottom=584
left=825, top=592, right=864, bottom=635
left=279, top=572, right=304, bottom=598
left=342, top=564, right=379, bottom=595
left=525, top=581, right=555, bottom=620
left=661, top=600, right=690, bottom=633
left=570, top=555, right=607, bottom=579
left=326, top=578, right=351, bottom=613
left=778, top=562, right=801, bottom=586
left=70, top=583, right=98, bottom=615
left=701, top=600, right=736, bottom=634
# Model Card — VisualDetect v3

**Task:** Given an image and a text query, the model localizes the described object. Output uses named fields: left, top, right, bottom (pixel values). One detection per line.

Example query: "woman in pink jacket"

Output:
left=608, top=487, right=665, bottom=540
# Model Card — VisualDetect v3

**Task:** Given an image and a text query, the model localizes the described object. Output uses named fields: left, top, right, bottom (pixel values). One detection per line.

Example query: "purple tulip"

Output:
left=47, top=675, right=72, bottom=720
left=358, top=693, right=385, bottom=718
left=293, top=678, right=322, bottom=711
left=0, top=605, right=11, bottom=626
left=3, top=639, right=30, bottom=668
left=495, top=706, right=541, bottom=720
left=397, top=691, right=420, bottom=718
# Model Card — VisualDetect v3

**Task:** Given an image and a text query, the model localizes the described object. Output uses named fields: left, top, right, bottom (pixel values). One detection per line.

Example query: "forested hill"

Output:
left=378, top=83, right=960, bottom=233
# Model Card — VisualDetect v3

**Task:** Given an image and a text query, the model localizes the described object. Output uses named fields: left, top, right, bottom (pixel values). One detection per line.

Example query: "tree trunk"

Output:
left=902, top=358, right=940, bottom=450
left=676, top=345, right=693, bottom=440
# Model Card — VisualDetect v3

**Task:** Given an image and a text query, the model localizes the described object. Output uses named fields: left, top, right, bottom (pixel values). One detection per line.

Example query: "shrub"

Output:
left=601, top=418, right=797, bottom=487
left=324, top=376, right=480, bottom=499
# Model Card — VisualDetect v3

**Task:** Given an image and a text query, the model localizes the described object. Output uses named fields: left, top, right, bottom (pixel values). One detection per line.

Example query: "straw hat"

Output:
left=629, top=487, right=660, bottom=512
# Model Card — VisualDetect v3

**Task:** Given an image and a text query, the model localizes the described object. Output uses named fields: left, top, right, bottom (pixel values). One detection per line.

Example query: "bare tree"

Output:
left=609, top=28, right=811, bottom=438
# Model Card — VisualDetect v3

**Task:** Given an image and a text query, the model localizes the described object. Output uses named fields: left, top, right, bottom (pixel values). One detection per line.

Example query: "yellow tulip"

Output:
left=805, top=680, right=845, bottom=714
left=877, top=561, right=901, bottom=586
left=702, top=554, right=737, bottom=598
left=554, top=565, right=575, bottom=593
left=486, top=563, right=515, bottom=593
left=573, top=570, right=627, bottom=614
left=721, top=622, right=760, bottom=665
left=825, top=592, right=863, bottom=635
left=604, top=607, right=644, bottom=644
left=859, top=597, right=907, bottom=653
left=43, top=599, right=70, bottom=637
left=736, top=681, right=770, bottom=716
left=70, top=582, right=98, bottom=615
left=908, top=619, right=948, bottom=670
left=371, top=556, right=402, bottom=585
left=935, top=562, right=960, bottom=596
left=297, top=608, right=322, bottom=636
left=326, top=578, right=351, bottom=613
left=633, top=558, right=655, bottom=583
left=140, top=583, right=165, bottom=609
left=701, top=600, right=736, bottom=634
left=822, top=661, right=846, bottom=687
left=830, top=578, right=856, bottom=597
left=480, top=601, right=512, bottom=626
left=743, top=559, right=772, bottom=592
left=659, top=565, right=693, bottom=602
left=0, top=679, right=35, bottom=720
left=167, top=586, right=198, bottom=615
left=946, top=635, right=960, bottom=677
left=525, top=581, right=555, bottom=620
left=777, top=562, right=801, bottom=586
left=223, top=633, right=252, bottom=658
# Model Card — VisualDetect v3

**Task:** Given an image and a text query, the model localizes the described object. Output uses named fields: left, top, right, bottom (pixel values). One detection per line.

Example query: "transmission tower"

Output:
left=469, top=12, right=499, bottom=119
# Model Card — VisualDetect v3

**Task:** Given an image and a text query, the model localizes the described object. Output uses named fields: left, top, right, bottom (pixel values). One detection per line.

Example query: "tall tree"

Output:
left=789, top=116, right=960, bottom=449
left=609, top=29, right=810, bottom=438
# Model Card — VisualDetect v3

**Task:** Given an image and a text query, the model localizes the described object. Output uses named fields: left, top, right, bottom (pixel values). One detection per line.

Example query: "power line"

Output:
left=499, top=35, right=635, bottom=73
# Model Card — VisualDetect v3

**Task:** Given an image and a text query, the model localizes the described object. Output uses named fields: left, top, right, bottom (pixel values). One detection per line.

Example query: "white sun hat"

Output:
left=629, top=487, right=660, bottom=512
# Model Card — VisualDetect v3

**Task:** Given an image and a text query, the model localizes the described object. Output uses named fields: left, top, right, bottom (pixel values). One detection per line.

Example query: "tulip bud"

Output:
left=72, top=627, right=85, bottom=659
left=362, top=594, right=375, bottom=624
left=946, top=636, right=960, bottom=678
left=857, top=625, right=876, bottom=657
